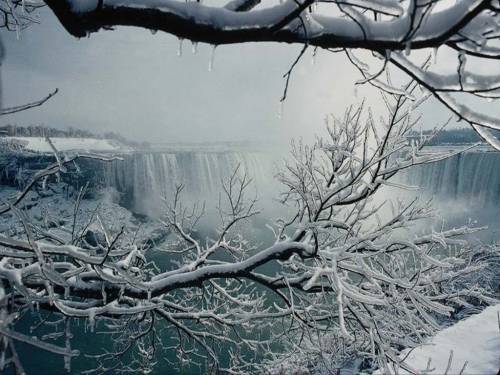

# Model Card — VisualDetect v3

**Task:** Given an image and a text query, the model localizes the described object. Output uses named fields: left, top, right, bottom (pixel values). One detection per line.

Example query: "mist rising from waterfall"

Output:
left=95, top=146, right=499, bottom=241
left=101, top=150, right=283, bottom=217
left=398, top=149, right=500, bottom=241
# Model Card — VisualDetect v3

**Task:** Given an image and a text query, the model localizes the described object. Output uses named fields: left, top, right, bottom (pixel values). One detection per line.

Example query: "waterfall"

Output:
left=402, top=150, right=500, bottom=208
left=95, top=147, right=498, bottom=221
left=101, top=151, right=277, bottom=216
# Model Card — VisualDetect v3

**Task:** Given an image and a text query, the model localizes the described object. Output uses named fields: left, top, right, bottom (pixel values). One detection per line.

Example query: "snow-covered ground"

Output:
left=392, top=304, right=500, bottom=374
left=1, top=136, right=129, bottom=153
left=0, top=186, right=167, bottom=250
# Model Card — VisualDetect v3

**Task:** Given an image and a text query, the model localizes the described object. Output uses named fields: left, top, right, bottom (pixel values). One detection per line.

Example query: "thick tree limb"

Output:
left=43, top=0, right=491, bottom=51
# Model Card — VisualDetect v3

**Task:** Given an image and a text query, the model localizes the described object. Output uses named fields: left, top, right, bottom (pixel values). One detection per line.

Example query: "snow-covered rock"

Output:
left=394, top=304, right=500, bottom=374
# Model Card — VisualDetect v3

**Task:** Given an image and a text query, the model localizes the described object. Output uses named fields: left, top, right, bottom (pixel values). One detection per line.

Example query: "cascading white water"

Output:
left=102, top=151, right=277, bottom=216
left=396, top=149, right=500, bottom=241
left=98, top=147, right=498, bottom=223
left=402, top=150, right=500, bottom=207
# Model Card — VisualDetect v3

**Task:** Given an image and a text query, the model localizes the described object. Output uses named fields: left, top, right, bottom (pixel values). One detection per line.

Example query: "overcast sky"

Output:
left=1, top=7, right=498, bottom=144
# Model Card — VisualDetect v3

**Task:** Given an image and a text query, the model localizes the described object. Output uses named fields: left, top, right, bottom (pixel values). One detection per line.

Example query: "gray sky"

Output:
left=0, top=8, right=386, bottom=144
left=2, top=7, right=497, bottom=144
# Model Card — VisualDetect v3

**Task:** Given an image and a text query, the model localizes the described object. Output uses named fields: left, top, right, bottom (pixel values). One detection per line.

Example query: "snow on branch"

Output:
left=0, top=151, right=122, bottom=215
left=38, top=0, right=492, bottom=50
left=0, top=79, right=496, bottom=373
left=0, top=0, right=44, bottom=33
left=3, top=1, right=500, bottom=149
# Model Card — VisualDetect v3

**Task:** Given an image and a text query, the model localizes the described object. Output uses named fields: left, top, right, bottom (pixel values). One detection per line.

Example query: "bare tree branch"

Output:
left=0, top=88, right=58, bottom=116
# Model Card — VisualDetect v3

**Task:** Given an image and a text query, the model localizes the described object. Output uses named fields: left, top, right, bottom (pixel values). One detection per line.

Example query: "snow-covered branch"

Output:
left=4, top=1, right=500, bottom=149
left=0, top=85, right=497, bottom=373
left=40, top=0, right=492, bottom=51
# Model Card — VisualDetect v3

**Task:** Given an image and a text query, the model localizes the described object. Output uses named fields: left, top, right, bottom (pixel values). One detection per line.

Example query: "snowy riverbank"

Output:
left=0, top=136, right=131, bottom=153
left=386, top=304, right=499, bottom=374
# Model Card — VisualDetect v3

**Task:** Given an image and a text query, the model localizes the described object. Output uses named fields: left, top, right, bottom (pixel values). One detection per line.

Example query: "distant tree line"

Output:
left=0, top=124, right=96, bottom=138
left=0, top=124, right=150, bottom=148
